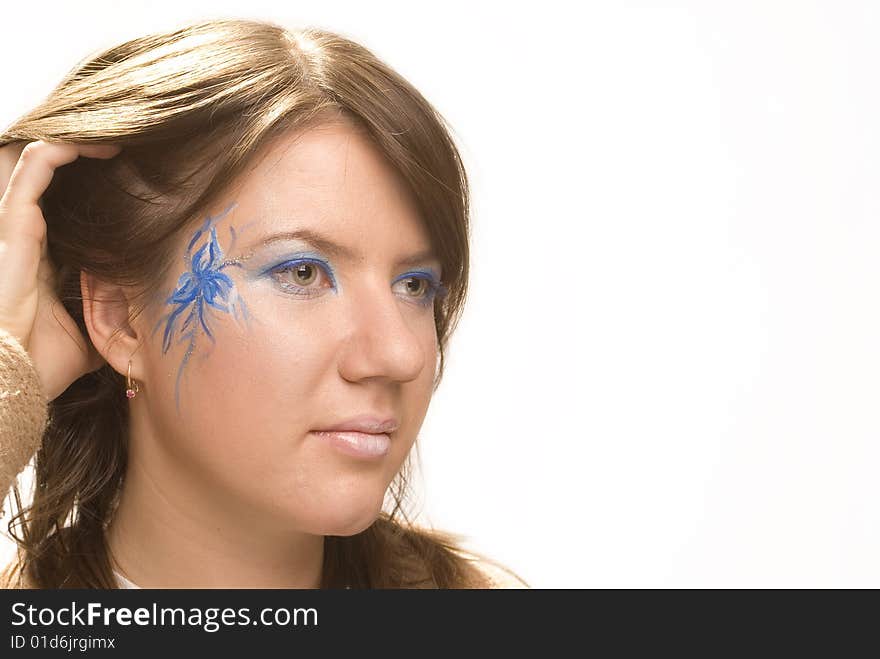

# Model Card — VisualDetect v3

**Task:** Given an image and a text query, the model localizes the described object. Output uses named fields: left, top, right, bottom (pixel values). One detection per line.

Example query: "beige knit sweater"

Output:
left=0, top=327, right=49, bottom=520
left=0, top=328, right=527, bottom=589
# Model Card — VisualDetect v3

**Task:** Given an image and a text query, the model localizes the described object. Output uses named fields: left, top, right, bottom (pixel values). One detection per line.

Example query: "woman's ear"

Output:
left=80, top=270, right=142, bottom=378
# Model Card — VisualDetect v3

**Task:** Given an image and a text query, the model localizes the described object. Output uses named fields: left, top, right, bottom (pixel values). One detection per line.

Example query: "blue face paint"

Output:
left=152, top=201, right=251, bottom=413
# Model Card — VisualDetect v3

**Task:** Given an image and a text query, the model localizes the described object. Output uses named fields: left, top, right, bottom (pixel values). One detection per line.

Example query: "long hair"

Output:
left=1, top=17, right=495, bottom=588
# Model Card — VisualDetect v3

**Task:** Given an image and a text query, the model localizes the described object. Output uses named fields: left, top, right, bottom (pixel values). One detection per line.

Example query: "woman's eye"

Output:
left=394, top=275, right=444, bottom=307
left=270, top=259, right=334, bottom=297
left=404, top=278, right=427, bottom=296
left=268, top=261, right=444, bottom=305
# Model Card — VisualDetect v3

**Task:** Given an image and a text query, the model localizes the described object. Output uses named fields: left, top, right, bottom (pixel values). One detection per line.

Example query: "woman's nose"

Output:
left=335, top=282, right=427, bottom=385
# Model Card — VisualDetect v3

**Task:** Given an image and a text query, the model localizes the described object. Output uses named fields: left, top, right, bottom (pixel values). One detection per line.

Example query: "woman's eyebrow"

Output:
left=242, top=229, right=440, bottom=268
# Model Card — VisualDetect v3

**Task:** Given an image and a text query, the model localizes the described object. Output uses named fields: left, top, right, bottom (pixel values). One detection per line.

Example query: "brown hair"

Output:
left=1, top=17, right=510, bottom=588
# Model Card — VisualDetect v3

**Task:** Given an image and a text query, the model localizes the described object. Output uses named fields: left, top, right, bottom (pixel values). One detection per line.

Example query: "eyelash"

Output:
left=268, top=259, right=446, bottom=307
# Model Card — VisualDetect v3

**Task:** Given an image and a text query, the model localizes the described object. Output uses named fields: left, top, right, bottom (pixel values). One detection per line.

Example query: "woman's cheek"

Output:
left=184, top=304, right=326, bottom=438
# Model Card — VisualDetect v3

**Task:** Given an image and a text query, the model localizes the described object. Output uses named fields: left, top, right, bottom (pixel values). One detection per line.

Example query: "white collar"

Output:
left=113, top=569, right=141, bottom=589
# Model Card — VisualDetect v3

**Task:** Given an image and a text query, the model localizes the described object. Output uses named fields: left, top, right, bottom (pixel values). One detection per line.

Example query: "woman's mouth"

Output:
left=311, top=430, right=391, bottom=459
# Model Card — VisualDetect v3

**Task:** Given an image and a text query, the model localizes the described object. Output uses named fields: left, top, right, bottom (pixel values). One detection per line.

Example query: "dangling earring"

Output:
left=125, top=360, right=139, bottom=399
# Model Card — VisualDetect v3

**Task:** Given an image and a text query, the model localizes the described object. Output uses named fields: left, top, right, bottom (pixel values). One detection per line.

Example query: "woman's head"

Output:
left=3, top=17, right=476, bottom=587
left=87, top=118, right=445, bottom=538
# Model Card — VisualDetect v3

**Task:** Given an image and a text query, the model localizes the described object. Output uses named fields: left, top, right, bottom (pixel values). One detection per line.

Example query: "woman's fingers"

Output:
left=0, top=141, right=27, bottom=198
left=0, top=141, right=121, bottom=228
left=0, top=141, right=122, bottom=304
left=0, top=139, right=121, bottom=359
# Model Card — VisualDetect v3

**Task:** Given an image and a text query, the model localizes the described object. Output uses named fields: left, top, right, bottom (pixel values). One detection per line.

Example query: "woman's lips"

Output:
left=312, top=430, right=391, bottom=459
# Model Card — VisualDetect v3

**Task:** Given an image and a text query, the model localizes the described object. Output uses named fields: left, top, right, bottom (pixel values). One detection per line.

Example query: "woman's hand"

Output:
left=0, top=140, right=122, bottom=401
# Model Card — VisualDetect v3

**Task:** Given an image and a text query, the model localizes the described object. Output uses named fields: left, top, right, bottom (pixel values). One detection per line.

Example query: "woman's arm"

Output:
left=0, top=326, right=49, bottom=518
left=0, top=139, right=120, bottom=519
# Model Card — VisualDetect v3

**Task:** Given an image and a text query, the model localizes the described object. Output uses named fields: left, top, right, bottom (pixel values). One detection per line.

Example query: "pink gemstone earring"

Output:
left=126, top=359, right=139, bottom=399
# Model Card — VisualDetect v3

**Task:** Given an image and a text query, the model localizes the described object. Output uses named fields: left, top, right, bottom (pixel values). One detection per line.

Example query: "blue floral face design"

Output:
left=152, top=202, right=251, bottom=412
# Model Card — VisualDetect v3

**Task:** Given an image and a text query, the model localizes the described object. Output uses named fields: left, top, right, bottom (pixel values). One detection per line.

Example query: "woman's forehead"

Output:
left=244, top=120, right=393, bottom=195
left=208, top=125, right=435, bottom=265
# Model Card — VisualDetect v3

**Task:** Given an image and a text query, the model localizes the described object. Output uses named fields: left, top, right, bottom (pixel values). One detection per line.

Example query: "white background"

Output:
left=2, top=0, right=880, bottom=587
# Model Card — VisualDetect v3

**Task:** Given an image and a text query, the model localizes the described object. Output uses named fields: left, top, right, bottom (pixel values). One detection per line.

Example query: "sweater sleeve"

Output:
left=0, top=327, right=49, bottom=518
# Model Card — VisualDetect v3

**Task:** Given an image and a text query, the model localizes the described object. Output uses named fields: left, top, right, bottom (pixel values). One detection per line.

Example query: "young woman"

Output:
left=0, top=17, right=526, bottom=589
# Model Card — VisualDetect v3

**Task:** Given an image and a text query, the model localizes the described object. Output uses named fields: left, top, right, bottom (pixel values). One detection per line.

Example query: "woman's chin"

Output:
left=317, top=510, right=382, bottom=537
left=291, top=498, right=385, bottom=537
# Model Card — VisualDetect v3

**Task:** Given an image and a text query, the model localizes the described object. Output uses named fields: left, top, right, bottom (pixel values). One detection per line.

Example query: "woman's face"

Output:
left=130, top=120, right=441, bottom=536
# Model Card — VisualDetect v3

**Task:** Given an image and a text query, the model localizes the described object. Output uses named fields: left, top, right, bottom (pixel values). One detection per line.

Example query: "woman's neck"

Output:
left=105, top=423, right=324, bottom=588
